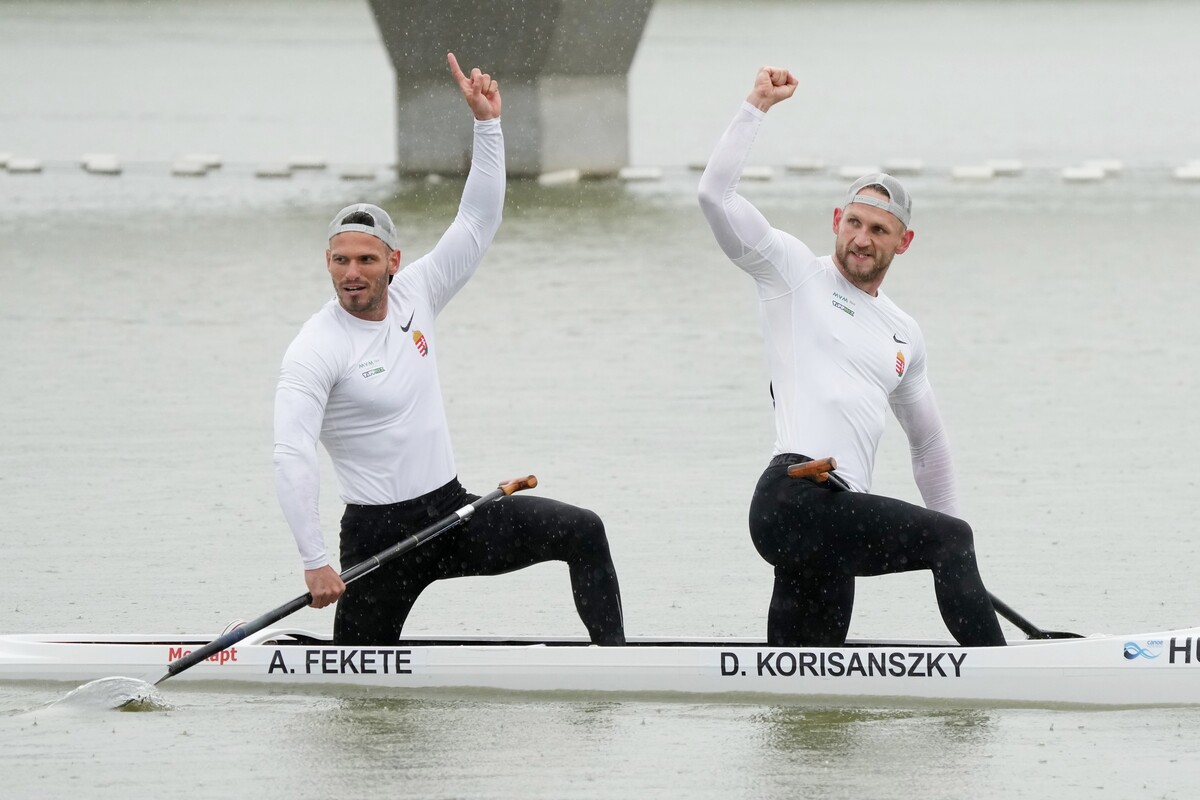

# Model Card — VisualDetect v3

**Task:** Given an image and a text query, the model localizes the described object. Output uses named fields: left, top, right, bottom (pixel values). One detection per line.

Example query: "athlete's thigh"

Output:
left=835, top=490, right=964, bottom=577
left=438, top=493, right=597, bottom=579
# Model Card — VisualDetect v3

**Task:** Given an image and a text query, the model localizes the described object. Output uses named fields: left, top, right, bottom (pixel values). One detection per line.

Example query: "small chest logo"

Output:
left=412, top=330, right=428, bottom=357
left=358, top=358, right=386, bottom=379
left=895, top=351, right=906, bottom=378
left=831, top=291, right=855, bottom=317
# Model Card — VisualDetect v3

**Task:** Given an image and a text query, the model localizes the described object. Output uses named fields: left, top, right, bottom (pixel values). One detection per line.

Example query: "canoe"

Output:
left=2, top=626, right=1199, bottom=706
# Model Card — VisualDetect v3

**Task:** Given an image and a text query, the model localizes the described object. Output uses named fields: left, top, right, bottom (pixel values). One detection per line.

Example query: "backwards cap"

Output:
left=844, top=173, right=912, bottom=227
left=327, top=203, right=399, bottom=249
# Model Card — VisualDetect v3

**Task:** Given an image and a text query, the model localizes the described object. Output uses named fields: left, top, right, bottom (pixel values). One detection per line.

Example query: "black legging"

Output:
left=749, top=457, right=1005, bottom=647
left=333, top=478, right=625, bottom=646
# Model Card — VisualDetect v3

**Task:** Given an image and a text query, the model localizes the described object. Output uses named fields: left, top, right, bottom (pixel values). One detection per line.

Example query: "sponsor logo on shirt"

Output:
left=413, top=330, right=428, bottom=357
left=895, top=351, right=906, bottom=377
left=832, top=291, right=855, bottom=317
left=358, top=358, right=386, bottom=379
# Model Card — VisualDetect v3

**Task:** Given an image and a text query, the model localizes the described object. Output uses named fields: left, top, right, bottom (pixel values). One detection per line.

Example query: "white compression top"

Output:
left=273, top=118, right=505, bottom=570
left=698, top=102, right=960, bottom=515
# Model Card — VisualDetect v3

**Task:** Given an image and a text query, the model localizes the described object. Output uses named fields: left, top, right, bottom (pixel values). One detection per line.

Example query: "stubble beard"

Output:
left=835, top=240, right=893, bottom=287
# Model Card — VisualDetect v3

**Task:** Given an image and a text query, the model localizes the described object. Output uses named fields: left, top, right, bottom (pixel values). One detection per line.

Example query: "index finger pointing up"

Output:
left=447, top=51, right=466, bottom=83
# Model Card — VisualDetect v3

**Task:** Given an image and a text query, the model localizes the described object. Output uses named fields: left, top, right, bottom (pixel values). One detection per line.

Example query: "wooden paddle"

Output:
left=787, top=457, right=1083, bottom=640
left=155, top=474, right=539, bottom=685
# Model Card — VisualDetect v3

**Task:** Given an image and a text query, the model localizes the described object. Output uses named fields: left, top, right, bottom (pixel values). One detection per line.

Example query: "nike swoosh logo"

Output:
left=400, top=310, right=415, bottom=332
left=893, top=334, right=907, bottom=344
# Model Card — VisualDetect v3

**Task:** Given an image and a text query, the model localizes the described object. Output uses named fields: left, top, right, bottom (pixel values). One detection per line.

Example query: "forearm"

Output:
left=274, top=441, right=329, bottom=570
left=892, top=391, right=961, bottom=517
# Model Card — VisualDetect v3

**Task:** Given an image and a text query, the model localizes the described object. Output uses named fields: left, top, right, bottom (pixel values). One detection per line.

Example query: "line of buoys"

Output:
left=5, top=154, right=1200, bottom=185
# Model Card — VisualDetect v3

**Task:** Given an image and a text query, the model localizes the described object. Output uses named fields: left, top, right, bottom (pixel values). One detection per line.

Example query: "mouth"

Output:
left=340, top=283, right=367, bottom=296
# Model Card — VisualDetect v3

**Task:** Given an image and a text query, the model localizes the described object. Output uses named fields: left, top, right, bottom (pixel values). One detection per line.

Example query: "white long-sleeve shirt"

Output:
left=698, top=102, right=959, bottom=515
left=273, top=117, right=505, bottom=570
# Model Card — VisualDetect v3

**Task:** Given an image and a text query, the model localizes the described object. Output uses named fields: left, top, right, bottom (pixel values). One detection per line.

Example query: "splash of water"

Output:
left=50, top=676, right=172, bottom=712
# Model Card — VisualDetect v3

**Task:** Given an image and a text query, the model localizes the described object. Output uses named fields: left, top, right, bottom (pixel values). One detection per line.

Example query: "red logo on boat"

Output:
left=895, top=351, right=905, bottom=377
left=413, top=330, right=428, bottom=357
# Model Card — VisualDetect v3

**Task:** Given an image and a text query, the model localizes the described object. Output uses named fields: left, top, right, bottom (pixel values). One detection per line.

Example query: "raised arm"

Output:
left=409, top=53, right=506, bottom=312
left=698, top=66, right=797, bottom=263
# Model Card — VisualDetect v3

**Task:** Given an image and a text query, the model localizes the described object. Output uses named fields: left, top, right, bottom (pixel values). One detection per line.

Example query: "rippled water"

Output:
left=2, top=1, right=1200, bottom=798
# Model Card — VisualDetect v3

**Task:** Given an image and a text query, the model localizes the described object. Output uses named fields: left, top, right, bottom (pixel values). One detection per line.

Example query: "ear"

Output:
left=831, top=206, right=843, bottom=235
left=325, top=248, right=333, bottom=272
left=388, top=247, right=402, bottom=277
left=895, top=229, right=915, bottom=255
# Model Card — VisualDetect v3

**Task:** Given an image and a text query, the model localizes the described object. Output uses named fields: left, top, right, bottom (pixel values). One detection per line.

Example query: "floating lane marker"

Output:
left=741, top=166, right=774, bottom=181
left=339, top=166, right=379, bottom=181
left=537, top=168, right=582, bottom=186
left=986, top=159, right=1025, bottom=176
left=883, top=158, right=924, bottom=175
left=255, top=164, right=293, bottom=179
left=687, top=160, right=709, bottom=172
left=6, top=157, right=43, bottom=173
left=170, top=160, right=208, bottom=177
left=0, top=152, right=11, bottom=168
left=288, top=156, right=327, bottom=171
left=1172, top=163, right=1200, bottom=182
left=785, top=157, right=825, bottom=174
left=82, top=154, right=122, bottom=175
left=837, top=165, right=881, bottom=180
left=1082, top=158, right=1124, bottom=176
left=617, top=166, right=663, bottom=182
left=182, top=153, right=222, bottom=169
left=950, top=165, right=996, bottom=181
left=1061, top=165, right=1106, bottom=182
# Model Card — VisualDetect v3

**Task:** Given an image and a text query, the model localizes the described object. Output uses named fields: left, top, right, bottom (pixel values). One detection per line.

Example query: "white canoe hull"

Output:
left=3, top=627, right=1199, bottom=706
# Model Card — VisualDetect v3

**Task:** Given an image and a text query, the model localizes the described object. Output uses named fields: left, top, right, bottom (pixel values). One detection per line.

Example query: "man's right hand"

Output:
left=747, top=65, right=797, bottom=112
left=305, top=565, right=346, bottom=609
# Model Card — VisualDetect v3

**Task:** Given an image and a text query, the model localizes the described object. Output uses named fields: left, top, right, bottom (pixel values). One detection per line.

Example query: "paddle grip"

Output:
left=500, top=475, right=538, bottom=495
left=786, top=457, right=837, bottom=482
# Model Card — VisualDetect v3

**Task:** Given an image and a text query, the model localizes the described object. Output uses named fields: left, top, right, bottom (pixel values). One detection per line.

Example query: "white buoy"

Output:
left=617, top=166, right=663, bottom=182
left=883, top=158, right=924, bottom=175
left=1082, top=158, right=1124, bottom=176
left=741, top=166, right=774, bottom=181
left=1172, top=164, right=1200, bottom=182
left=0, top=152, right=12, bottom=168
left=181, top=153, right=222, bottom=169
left=1061, top=165, right=1106, bottom=182
left=6, top=158, right=43, bottom=173
left=950, top=165, right=996, bottom=181
left=687, top=160, right=709, bottom=172
left=255, top=164, right=292, bottom=179
left=537, top=168, right=582, bottom=186
left=288, top=156, right=327, bottom=170
left=785, top=158, right=825, bottom=174
left=82, top=154, right=122, bottom=175
left=986, top=159, right=1025, bottom=176
left=170, top=160, right=208, bottom=177
left=837, top=165, right=881, bottom=180
left=338, top=166, right=378, bottom=181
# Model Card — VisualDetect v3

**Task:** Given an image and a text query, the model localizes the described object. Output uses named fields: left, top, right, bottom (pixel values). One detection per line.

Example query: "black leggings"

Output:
left=333, top=478, right=625, bottom=646
left=749, top=457, right=1005, bottom=647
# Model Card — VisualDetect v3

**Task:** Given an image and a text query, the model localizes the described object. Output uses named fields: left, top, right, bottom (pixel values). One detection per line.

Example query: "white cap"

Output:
left=844, top=173, right=912, bottom=227
left=327, top=203, right=398, bottom=249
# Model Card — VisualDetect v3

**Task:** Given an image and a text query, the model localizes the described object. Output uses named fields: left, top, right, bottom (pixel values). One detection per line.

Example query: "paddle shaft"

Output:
left=158, top=475, right=538, bottom=683
left=787, top=459, right=1081, bottom=640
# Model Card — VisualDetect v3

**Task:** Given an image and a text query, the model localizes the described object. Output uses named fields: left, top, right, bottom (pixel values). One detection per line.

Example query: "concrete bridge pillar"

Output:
left=367, top=0, right=655, bottom=178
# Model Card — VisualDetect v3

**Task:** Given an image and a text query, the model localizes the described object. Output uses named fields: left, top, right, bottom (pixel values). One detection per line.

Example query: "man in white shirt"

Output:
left=273, top=53, right=624, bottom=646
left=698, top=65, right=1004, bottom=647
